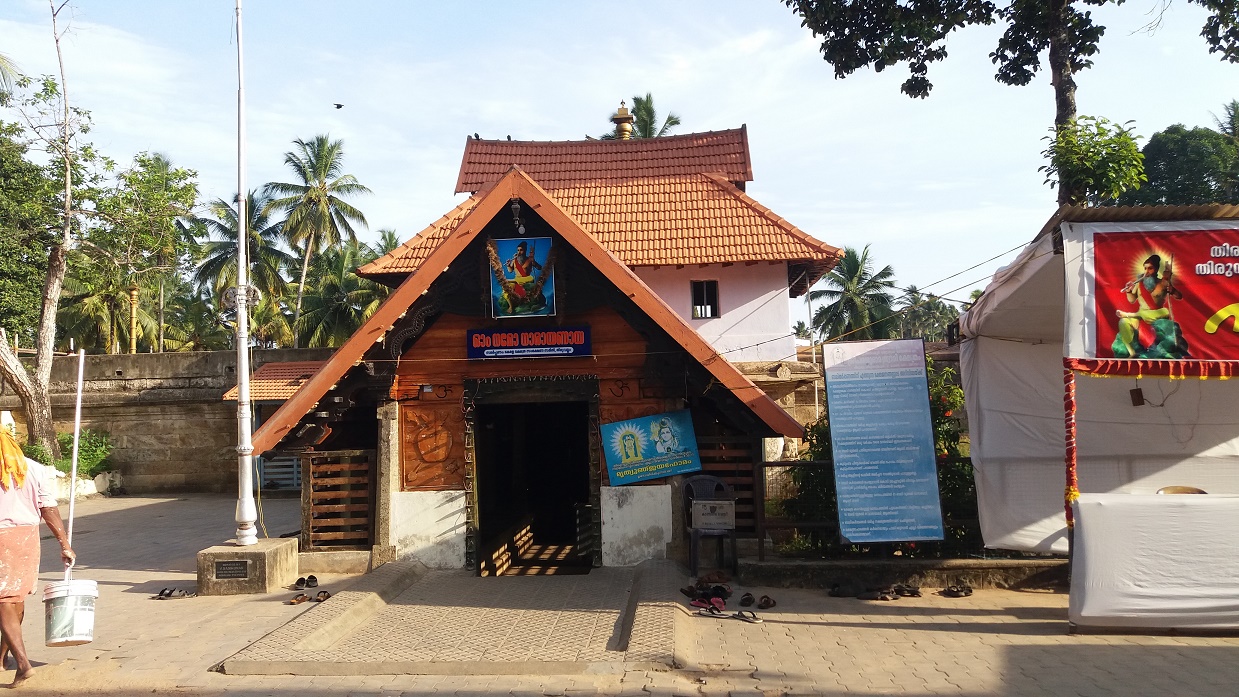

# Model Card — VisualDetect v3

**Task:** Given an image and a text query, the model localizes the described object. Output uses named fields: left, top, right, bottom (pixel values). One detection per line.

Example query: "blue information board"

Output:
left=823, top=339, right=945, bottom=543
left=601, top=410, right=702, bottom=485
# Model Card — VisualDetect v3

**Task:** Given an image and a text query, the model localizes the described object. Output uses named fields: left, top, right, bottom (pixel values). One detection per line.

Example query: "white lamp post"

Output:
left=233, top=0, right=257, bottom=546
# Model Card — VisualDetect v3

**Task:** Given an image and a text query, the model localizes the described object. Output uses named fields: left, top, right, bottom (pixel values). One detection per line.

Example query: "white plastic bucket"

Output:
left=43, top=579, right=97, bottom=647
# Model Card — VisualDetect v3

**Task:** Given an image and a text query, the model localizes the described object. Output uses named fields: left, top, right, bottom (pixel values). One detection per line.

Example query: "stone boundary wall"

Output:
left=0, top=349, right=332, bottom=493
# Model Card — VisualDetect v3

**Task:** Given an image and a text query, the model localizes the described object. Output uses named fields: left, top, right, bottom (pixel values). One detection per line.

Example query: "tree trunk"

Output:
left=1048, top=0, right=1078, bottom=206
left=158, top=275, right=165, bottom=352
left=292, top=236, right=315, bottom=349
left=0, top=343, right=55, bottom=454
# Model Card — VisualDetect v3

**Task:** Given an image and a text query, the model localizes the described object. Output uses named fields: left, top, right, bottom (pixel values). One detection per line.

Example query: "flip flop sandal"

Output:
left=739, top=592, right=755, bottom=607
left=313, top=591, right=332, bottom=602
left=709, top=596, right=726, bottom=612
left=168, top=589, right=197, bottom=599
left=695, top=605, right=726, bottom=618
left=306, top=575, right=319, bottom=588
left=757, top=595, right=776, bottom=610
left=732, top=610, right=763, bottom=623
left=288, top=593, right=312, bottom=605
left=699, top=570, right=731, bottom=584
left=941, top=585, right=969, bottom=598
left=690, top=598, right=712, bottom=610
left=894, top=584, right=922, bottom=598
left=294, top=577, right=307, bottom=590
left=151, top=587, right=172, bottom=600
left=680, top=586, right=700, bottom=600
left=709, top=584, right=732, bottom=599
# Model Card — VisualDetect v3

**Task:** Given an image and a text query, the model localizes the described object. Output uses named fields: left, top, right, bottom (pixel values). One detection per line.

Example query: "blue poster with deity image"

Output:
left=601, top=410, right=702, bottom=485
left=488, top=237, right=556, bottom=318
left=823, top=339, right=945, bottom=543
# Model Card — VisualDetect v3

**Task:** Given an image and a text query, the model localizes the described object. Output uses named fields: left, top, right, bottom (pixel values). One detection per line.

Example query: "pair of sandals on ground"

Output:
left=150, top=587, right=196, bottom=599
left=681, top=575, right=774, bottom=624
left=828, top=581, right=974, bottom=600
left=288, top=575, right=331, bottom=604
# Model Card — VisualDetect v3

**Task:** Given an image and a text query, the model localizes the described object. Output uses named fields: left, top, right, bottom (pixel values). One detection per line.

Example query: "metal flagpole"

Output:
left=233, top=0, right=257, bottom=546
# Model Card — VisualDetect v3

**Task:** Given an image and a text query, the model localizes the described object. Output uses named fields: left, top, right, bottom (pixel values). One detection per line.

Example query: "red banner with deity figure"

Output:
left=1092, top=229, right=1239, bottom=361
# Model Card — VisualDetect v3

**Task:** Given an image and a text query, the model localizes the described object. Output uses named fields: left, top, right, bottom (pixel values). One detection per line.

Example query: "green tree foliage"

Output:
left=783, top=0, right=1239, bottom=204
left=0, top=122, right=57, bottom=342
left=193, top=191, right=294, bottom=300
left=161, top=286, right=233, bottom=352
left=792, top=320, right=812, bottom=340
left=264, top=135, right=370, bottom=347
left=896, top=286, right=960, bottom=341
left=21, top=428, right=112, bottom=478
left=295, top=239, right=391, bottom=348
left=1118, top=124, right=1238, bottom=205
left=0, top=51, right=18, bottom=93
left=1040, top=115, right=1145, bottom=206
left=810, top=245, right=897, bottom=341
left=631, top=93, right=681, bottom=138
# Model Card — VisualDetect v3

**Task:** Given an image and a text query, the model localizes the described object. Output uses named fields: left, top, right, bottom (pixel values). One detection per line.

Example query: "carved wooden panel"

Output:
left=400, top=402, right=466, bottom=491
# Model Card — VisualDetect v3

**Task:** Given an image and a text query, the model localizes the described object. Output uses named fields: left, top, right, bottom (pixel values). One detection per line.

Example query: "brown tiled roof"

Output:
left=358, top=172, right=840, bottom=284
left=454, top=127, right=753, bottom=193
left=252, top=169, right=804, bottom=455
left=223, top=361, right=325, bottom=402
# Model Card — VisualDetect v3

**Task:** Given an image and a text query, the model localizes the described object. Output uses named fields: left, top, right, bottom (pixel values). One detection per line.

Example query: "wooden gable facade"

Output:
left=254, top=169, right=803, bottom=574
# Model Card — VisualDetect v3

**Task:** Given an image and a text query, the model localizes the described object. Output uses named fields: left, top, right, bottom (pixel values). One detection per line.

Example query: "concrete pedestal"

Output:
left=197, top=538, right=299, bottom=595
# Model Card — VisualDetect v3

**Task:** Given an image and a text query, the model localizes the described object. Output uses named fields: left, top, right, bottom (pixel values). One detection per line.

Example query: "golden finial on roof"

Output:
left=611, top=100, right=634, bottom=140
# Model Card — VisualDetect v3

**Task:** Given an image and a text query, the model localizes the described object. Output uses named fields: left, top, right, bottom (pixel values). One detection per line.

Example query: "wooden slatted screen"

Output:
left=301, top=449, right=376, bottom=550
left=697, top=436, right=756, bottom=535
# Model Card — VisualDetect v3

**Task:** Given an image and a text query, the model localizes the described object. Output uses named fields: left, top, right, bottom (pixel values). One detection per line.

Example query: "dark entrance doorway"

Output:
left=474, top=400, right=592, bottom=575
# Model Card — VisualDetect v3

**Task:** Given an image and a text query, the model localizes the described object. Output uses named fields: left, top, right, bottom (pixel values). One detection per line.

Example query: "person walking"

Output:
left=0, top=428, right=75, bottom=687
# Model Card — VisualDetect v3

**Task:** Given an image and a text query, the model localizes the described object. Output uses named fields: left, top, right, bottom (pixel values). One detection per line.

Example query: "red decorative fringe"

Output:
left=1063, top=363, right=1079, bottom=529
left=1064, top=358, right=1239, bottom=379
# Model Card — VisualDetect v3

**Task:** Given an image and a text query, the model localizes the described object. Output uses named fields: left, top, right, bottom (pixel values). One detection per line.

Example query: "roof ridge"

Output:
left=462, top=126, right=747, bottom=147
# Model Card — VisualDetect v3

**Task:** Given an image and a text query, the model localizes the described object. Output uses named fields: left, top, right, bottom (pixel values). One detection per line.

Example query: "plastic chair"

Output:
left=682, top=474, right=738, bottom=577
left=1155, top=486, right=1207, bottom=494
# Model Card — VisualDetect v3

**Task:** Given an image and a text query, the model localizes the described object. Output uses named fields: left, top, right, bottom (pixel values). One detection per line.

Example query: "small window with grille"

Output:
left=691, top=280, right=719, bottom=319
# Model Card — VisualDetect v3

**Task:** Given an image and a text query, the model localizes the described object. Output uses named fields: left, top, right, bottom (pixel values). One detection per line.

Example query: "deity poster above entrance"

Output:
left=487, top=237, right=557, bottom=318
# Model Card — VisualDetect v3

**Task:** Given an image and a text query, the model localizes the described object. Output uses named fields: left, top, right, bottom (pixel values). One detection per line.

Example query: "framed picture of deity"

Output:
left=486, top=237, right=557, bottom=318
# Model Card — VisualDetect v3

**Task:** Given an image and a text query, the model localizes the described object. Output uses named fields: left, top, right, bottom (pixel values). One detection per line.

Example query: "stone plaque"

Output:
left=214, top=560, right=250, bottom=580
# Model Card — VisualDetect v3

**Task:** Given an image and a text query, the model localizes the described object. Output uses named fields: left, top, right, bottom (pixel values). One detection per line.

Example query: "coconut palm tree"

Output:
left=631, top=93, right=681, bottom=138
left=294, top=240, right=389, bottom=348
left=162, top=287, right=233, bottom=352
left=0, top=51, right=18, bottom=92
left=248, top=293, right=293, bottom=349
left=193, top=191, right=294, bottom=301
left=792, top=320, right=811, bottom=340
left=264, top=135, right=370, bottom=347
left=810, top=245, right=897, bottom=341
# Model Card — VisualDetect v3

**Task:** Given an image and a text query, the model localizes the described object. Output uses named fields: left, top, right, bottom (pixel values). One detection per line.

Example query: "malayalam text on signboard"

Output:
left=823, top=339, right=945, bottom=543
left=466, top=327, right=591, bottom=359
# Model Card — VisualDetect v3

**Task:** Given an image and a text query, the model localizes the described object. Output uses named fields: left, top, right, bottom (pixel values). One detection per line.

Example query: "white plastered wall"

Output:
left=600, top=484, right=672, bottom=566
left=389, top=490, right=467, bottom=568
left=635, top=263, right=793, bottom=362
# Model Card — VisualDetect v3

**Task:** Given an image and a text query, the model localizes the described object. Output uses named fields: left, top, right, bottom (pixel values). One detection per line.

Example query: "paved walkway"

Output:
left=6, top=495, right=1239, bottom=696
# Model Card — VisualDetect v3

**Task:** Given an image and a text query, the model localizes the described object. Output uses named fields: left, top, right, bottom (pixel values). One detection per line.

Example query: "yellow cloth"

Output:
left=0, top=428, right=28, bottom=491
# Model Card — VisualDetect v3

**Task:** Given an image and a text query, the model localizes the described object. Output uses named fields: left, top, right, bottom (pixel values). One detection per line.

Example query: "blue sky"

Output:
left=2, top=1, right=1236, bottom=322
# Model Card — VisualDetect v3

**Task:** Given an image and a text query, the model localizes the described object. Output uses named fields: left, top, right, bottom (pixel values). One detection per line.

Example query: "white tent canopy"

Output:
left=960, top=208, right=1239, bottom=553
